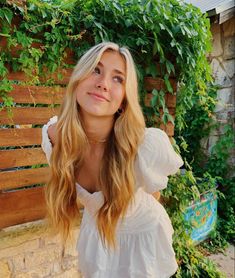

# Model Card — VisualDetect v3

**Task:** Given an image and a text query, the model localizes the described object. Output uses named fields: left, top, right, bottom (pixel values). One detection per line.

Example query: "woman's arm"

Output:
left=47, top=123, right=57, bottom=146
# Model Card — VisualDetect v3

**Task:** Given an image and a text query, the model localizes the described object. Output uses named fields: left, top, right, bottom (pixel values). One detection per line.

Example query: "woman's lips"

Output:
left=88, top=92, right=109, bottom=102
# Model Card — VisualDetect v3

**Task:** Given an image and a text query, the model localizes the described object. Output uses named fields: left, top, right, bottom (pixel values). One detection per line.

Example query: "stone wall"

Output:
left=0, top=221, right=82, bottom=278
left=203, top=16, right=235, bottom=172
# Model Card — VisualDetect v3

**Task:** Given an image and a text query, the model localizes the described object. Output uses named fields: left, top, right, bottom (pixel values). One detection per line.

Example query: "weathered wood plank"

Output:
left=0, top=128, right=42, bottom=147
left=0, top=167, right=50, bottom=190
left=7, top=68, right=72, bottom=85
left=0, top=187, right=46, bottom=229
left=0, top=84, right=65, bottom=104
left=0, top=148, right=47, bottom=169
left=0, top=107, right=60, bottom=125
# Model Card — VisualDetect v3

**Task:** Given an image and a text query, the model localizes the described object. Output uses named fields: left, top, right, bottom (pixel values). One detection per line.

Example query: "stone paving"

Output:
left=209, top=245, right=235, bottom=278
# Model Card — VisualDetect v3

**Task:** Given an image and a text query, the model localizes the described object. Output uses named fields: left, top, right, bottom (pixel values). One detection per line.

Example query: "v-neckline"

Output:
left=75, top=182, right=101, bottom=195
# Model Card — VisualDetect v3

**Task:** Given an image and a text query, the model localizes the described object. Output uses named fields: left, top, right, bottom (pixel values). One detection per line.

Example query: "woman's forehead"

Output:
left=98, top=51, right=126, bottom=76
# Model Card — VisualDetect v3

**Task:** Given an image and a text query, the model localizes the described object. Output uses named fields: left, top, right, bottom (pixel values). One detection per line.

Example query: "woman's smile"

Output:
left=88, top=92, right=110, bottom=102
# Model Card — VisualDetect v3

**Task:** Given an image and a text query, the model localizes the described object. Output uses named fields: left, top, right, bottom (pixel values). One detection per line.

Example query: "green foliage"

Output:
left=163, top=171, right=226, bottom=277
left=0, top=0, right=213, bottom=130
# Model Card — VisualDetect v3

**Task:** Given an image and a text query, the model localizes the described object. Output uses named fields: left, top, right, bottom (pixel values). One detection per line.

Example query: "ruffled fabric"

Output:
left=41, top=115, right=58, bottom=164
left=77, top=188, right=178, bottom=278
left=136, top=128, right=184, bottom=193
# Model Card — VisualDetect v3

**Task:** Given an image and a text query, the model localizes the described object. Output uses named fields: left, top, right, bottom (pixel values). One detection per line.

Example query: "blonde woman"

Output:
left=42, top=42, right=183, bottom=277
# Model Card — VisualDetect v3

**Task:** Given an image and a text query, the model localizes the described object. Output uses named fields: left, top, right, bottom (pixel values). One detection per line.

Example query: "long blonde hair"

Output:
left=45, top=42, right=145, bottom=248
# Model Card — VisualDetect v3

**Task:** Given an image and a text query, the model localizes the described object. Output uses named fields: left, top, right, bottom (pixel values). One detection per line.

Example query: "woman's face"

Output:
left=75, top=50, right=126, bottom=120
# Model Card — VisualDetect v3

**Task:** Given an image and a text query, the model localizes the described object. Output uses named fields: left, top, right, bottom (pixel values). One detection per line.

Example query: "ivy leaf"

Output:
left=164, top=75, right=173, bottom=93
left=0, top=8, right=13, bottom=25
left=94, top=21, right=102, bottom=30
left=151, top=95, right=158, bottom=107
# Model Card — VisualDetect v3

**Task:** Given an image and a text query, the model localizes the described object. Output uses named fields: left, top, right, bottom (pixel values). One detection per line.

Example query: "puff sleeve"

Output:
left=136, top=128, right=184, bottom=193
left=41, top=115, right=58, bottom=164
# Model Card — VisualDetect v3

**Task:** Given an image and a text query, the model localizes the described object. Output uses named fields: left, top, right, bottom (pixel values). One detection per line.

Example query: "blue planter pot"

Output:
left=184, top=189, right=218, bottom=244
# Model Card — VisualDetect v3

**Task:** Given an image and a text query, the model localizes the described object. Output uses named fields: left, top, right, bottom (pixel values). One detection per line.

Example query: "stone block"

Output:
left=43, top=234, right=61, bottom=246
left=224, top=37, right=235, bottom=60
left=52, top=268, right=82, bottom=278
left=210, top=58, right=233, bottom=87
left=24, top=246, right=61, bottom=269
left=0, top=239, right=40, bottom=259
left=223, top=17, right=235, bottom=37
left=61, top=256, right=78, bottom=271
left=15, top=264, right=52, bottom=278
left=208, top=135, right=219, bottom=153
left=215, top=87, right=233, bottom=112
left=211, top=30, right=223, bottom=57
left=224, top=59, right=235, bottom=79
left=52, top=261, right=61, bottom=275
left=200, top=137, right=207, bottom=149
left=13, top=273, right=32, bottom=278
left=12, top=254, right=25, bottom=272
left=0, top=260, right=11, bottom=278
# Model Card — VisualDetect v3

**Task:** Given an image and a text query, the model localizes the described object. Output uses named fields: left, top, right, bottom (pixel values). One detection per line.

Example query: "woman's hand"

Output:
left=152, top=191, right=161, bottom=201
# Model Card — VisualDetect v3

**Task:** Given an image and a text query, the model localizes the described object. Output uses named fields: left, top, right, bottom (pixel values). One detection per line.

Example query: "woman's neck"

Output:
left=82, top=115, right=114, bottom=143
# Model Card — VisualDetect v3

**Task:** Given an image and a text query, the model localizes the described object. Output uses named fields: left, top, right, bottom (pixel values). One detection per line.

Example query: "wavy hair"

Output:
left=45, top=42, right=145, bottom=248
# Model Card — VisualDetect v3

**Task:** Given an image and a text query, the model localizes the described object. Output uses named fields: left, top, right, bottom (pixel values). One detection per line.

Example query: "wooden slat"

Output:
left=0, top=128, right=42, bottom=147
left=7, top=68, right=72, bottom=85
left=0, top=186, right=46, bottom=229
left=0, top=167, right=50, bottom=190
left=0, top=148, right=47, bottom=169
left=0, top=107, right=60, bottom=125
left=0, top=37, right=76, bottom=65
left=144, top=77, right=177, bottom=92
left=0, top=84, right=65, bottom=104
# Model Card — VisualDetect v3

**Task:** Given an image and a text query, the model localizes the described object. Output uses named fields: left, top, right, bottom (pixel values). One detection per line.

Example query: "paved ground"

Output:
left=209, top=245, right=235, bottom=278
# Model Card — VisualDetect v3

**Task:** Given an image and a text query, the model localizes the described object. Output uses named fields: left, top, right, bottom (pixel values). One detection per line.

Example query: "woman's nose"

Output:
left=96, top=75, right=109, bottom=91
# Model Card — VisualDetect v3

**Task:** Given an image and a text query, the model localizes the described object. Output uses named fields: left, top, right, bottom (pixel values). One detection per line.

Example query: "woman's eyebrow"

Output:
left=98, top=61, right=125, bottom=76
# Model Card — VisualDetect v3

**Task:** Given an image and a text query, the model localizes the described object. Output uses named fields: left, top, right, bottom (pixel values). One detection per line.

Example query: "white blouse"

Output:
left=41, top=116, right=184, bottom=278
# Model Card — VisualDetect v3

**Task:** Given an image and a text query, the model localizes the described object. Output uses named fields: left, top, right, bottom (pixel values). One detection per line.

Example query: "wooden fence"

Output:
left=0, top=43, right=177, bottom=229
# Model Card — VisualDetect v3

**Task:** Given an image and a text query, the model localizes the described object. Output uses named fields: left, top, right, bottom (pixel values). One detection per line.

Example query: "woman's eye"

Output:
left=93, top=67, right=100, bottom=74
left=114, top=76, right=124, bottom=84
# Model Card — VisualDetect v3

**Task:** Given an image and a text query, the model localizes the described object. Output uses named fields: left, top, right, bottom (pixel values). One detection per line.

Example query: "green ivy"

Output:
left=0, top=0, right=213, bottom=130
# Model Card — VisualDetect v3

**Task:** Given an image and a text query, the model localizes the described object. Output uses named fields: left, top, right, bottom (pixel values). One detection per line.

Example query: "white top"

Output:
left=42, top=116, right=184, bottom=278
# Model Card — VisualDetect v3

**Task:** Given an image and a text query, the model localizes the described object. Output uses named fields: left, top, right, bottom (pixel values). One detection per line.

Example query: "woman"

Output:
left=42, top=42, right=183, bottom=278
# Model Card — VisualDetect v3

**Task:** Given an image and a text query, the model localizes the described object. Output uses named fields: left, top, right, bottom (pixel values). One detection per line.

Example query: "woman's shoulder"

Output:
left=140, top=127, right=169, bottom=151
left=44, top=115, right=58, bottom=145
left=41, top=116, right=58, bottom=162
